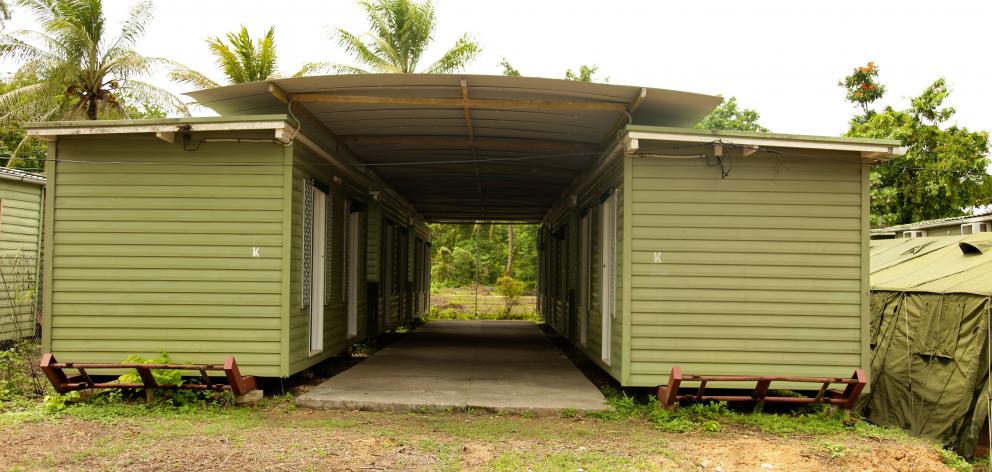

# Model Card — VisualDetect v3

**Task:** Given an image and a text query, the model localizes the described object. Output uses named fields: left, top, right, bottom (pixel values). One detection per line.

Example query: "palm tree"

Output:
left=331, top=0, right=480, bottom=74
left=1, top=1, right=11, bottom=26
left=0, top=0, right=188, bottom=166
left=170, top=26, right=281, bottom=89
left=0, top=0, right=187, bottom=121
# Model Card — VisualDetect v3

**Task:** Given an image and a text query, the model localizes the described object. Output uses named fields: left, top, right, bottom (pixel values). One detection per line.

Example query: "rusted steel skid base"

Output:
left=39, top=353, right=257, bottom=397
left=656, top=365, right=866, bottom=410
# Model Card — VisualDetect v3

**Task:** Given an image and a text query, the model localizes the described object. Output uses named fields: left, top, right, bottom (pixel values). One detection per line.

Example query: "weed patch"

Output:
left=425, top=305, right=541, bottom=322
left=939, top=447, right=973, bottom=472
left=0, top=339, right=48, bottom=403
left=590, top=387, right=910, bottom=440
left=819, top=441, right=848, bottom=459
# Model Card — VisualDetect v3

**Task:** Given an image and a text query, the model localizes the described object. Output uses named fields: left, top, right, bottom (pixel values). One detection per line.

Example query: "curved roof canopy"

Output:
left=187, top=74, right=722, bottom=222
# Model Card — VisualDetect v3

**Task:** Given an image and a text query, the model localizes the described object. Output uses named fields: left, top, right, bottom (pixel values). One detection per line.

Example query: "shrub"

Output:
left=113, top=352, right=234, bottom=407
left=0, top=339, right=47, bottom=402
left=494, top=276, right=526, bottom=316
left=590, top=388, right=906, bottom=439
left=42, top=390, right=79, bottom=414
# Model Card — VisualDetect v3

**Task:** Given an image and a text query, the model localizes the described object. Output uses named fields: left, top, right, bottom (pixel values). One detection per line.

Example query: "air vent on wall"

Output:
left=903, top=230, right=927, bottom=238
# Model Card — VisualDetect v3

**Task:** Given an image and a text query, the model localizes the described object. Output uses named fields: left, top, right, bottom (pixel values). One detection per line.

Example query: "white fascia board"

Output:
left=26, top=121, right=291, bottom=141
left=626, top=130, right=906, bottom=159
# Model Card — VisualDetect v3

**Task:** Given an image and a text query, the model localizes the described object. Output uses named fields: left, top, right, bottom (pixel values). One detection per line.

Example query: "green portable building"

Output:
left=27, top=115, right=430, bottom=377
left=26, top=74, right=904, bottom=387
left=538, top=127, right=903, bottom=387
left=861, top=234, right=992, bottom=456
left=0, top=168, right=45, bottom=343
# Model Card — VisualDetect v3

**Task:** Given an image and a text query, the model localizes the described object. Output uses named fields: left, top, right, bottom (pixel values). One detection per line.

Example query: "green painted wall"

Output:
left=46, top=135, right=286, bottom=376
left=540, top=154, right=625, bottom=382
left=42, top=125, right=430, bottom=379
left=626, top=151, right=867, bottom=387
left=366, top=202, right=381, bottom=283
left=286, top=144, right=370, bottom=374
left=0, top=178, right=44, bottom=341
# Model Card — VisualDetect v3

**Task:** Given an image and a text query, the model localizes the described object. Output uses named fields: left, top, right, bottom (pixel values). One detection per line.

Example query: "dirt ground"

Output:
left=0, top=405, right=956, bottom=472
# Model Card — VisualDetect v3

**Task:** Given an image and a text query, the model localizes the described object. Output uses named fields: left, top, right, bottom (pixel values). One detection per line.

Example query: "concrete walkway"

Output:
left=296, top=320, right=607, bottom=414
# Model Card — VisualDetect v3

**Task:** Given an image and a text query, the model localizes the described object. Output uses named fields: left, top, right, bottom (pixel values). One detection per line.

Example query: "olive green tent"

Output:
left=863, top=233, right=992, bottom=456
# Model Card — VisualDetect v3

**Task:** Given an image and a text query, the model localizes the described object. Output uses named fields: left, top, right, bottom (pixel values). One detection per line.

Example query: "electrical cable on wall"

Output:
left=44, top=139, right=968, bottom=178
left=283, top=98, right=302, bottom=146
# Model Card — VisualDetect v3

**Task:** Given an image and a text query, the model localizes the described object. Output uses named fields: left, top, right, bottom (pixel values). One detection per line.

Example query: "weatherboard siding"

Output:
left=47, top=135, right=286, bottom=377
left=0, top=180, right=43, bottom=341
left=627, top=152, right=865, bottom=387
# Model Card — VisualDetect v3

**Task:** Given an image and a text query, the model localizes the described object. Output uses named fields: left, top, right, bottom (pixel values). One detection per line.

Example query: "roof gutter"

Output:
left=0, top=169, right=45, bottom=186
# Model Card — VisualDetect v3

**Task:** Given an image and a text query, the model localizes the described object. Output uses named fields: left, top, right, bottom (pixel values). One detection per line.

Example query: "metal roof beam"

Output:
left=338, top=135, right=599, bottom=153
left=429, top=219, right=543, bottom=224
left=460, top=79, right=475, bottom=141
left=288, top=93, right=629, bottom=112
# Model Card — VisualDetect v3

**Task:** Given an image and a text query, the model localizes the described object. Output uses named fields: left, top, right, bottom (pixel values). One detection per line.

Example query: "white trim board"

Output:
left=26, top=121, right=292, bottom=142
left=627, top=130, right=906, bottom=159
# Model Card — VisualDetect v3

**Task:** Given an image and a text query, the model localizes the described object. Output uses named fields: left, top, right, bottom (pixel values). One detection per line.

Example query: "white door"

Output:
left=346, top=208, right=360, bottom=339
left=309, top=187, right=327, bottom=355
left=600, top=191, right=616, bottom=365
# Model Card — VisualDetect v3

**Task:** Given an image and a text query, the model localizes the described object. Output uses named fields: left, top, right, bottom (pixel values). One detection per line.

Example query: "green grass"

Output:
left=429, top=286, right=539, bottom=321
left=413, top=438, right=461, bottom=471
left=0, top=396, right=959, bottom=471
left=939, top=447, right=974, bottom=472
left=819, top=441, right=849, bottom=459
left=0, top=383, right=963, bottom=471
left=490, top=449, right=665, bottom=472
left=590, top=387, right=912, bottom=440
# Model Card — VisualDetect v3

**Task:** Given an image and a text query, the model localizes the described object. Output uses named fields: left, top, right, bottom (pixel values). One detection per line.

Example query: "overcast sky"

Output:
left=2, top=0, right=990, bottom=138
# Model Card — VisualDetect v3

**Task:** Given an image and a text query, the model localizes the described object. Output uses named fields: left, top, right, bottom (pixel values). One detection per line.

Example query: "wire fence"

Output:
left=0, top=252, right=40, bottom=350
left=0, top=252, right=46, bottom=398
left=429, top=286, right=537, bottom=319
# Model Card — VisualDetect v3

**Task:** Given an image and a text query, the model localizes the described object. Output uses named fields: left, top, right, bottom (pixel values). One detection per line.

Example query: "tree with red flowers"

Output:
left=840, top=63, right=991, bottom=226
left=839, top=62, right=886, bottom=116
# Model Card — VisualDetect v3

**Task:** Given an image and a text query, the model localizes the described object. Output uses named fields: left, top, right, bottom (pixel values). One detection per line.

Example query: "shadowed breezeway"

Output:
left=296, top=320, right=607, bottom=414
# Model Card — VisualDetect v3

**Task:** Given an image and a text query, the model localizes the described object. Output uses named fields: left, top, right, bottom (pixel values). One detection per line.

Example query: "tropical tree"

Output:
left=1, top=1, right=11, bottom=26
left=331, top=0, right=480, bottom=74
left=0, top=0, right=188, bottom=165
left=839, top=61, right=885, bottom=116
left=499, top=57, right=520, bottom=77
left=429, top=223, right=539, bottom=289
left=564, top=64, right=606, bottom=83
left=499, top=59, right=607, bottom=83
left=0, top=0, right=187, bottom=120
left=840, top=63, right=992, bottom=226
left=170, top=26, right=283, bottom=89
left=696, top=96, right=770, bottom=132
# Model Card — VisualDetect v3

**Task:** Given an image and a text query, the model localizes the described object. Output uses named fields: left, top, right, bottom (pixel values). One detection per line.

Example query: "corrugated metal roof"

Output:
left=0, top=167, right=45, bottom=186
left=187, top=74, right=722, bottom=222
left=871, top=233, right=992, bottom=296
left=872, top=211, right=992, bottom=233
